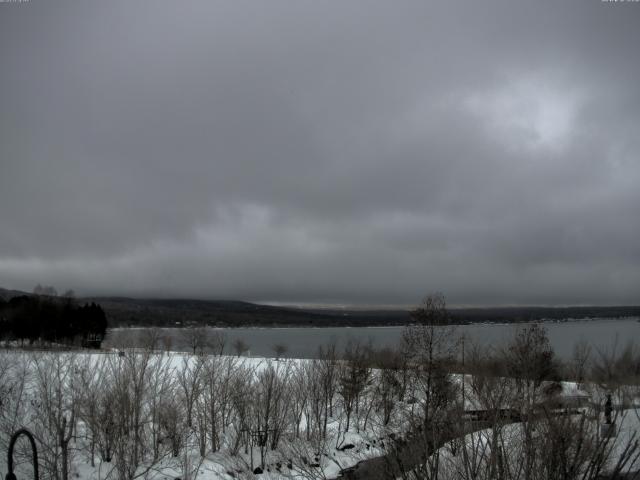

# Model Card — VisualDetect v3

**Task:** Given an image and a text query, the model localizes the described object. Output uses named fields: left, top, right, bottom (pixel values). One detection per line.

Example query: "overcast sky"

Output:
left=1, top=0, right=639, bottom=306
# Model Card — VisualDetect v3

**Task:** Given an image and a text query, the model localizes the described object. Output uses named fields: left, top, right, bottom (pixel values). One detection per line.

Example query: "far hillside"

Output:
left=2, top=288, right=639, bottom=328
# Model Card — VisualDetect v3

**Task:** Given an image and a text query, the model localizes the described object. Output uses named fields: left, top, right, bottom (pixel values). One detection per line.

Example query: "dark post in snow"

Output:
left=601, top=393, right=616, bottom=438
left=605, top=394, right=613, bottom=425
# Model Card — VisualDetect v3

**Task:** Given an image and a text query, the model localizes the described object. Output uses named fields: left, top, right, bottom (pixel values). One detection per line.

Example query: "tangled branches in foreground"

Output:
left=1, top=300, right=640, bottom=480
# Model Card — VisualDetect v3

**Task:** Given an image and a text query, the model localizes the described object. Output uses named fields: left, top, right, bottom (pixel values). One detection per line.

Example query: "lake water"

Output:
left=105, top=318, right=640, bottom=360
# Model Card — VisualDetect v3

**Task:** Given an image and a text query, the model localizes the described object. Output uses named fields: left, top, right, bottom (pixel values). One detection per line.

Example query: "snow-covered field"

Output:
left=1, top=348, right=639, bottom=480
left=0, top=350, right=398, bottom=480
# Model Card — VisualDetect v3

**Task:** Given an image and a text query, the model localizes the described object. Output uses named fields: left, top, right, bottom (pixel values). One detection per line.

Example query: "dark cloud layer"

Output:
left=1, top=0, right=639, bottom=305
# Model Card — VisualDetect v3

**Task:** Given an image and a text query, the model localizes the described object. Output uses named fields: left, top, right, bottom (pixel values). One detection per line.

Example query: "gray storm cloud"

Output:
left=1, top=0, right=639, bottom=305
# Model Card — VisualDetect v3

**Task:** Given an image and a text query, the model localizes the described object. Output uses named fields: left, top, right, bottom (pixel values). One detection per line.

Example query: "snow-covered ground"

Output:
left=1, top=349, right=639, bottom=480
left=0, top=350, right=396, bottom=480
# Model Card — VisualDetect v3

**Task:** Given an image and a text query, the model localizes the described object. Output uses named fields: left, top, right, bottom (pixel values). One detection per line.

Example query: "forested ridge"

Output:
left=2, top=288, right=639, bottom=328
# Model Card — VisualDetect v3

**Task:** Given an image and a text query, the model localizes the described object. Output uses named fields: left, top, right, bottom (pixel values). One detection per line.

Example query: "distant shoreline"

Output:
left=108, top=316, right=640, bottom=330
left=3, top=288, right=639, bottom=329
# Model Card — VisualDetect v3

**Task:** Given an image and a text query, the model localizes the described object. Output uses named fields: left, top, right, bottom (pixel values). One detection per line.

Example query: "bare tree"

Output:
left=146, top=353, right=176, bottom=462
left=107, top=350, right=157, bottom=480
left=371, top=347, right=408, bottom=427
left=316, top=341, right=339, bottom=435
left=161, top=333, right=173, bottom=352
left=251, top=360, right=293, bottom=467
left=304, top=359, right=329, bottom=441
left=273, top=343, right=288, bottom=360
left=421, top=338, right=640, bottom=480
left=445, top=343, right=518, bottom=480
left=568, top=339, right=592, bottom=384
left=200, top=354, right=241, bottom=453
left=505, top=323, right=557, bottom=410
left=233, top=338, right=250, bottom=357
left=229, top=362, right=256, bottom=455
left=183, top=327, right=206, bottom=355
left=31, top=353, right=79, bottom=480
left=141, top=327, right=163, bottom=352
left=0, top=352, right=31, bottom=473
left=158, top=395, right=185, bottom=457
left=210, top=330, right=227, bottom=356
left=290, top=362, right=310, bottom=438
left=337, top=340, right=372, bottom=433
left=177, top=355, right=205, bottom=429
left=504, top=323, right=557, bottom=480
left=390, top=293, right=459, bottom=479
left=77, top=355, right=107, bottom=467
left=182, top=327, right=225, bottom=355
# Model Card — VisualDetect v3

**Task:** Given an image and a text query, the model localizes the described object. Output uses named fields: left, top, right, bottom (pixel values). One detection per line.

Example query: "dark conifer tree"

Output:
left=0, top=294, right=108, bottom=348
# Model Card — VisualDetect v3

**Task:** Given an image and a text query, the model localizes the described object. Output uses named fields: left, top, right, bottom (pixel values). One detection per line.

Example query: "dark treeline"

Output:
left=0, top=295, right=108, bottom=348
left=2, top=288, right=639, bottom=327
left=74, top=296, right=640, bottom=328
